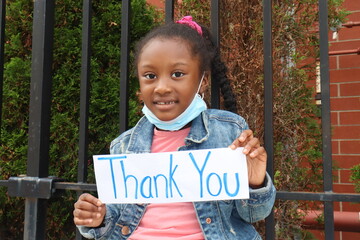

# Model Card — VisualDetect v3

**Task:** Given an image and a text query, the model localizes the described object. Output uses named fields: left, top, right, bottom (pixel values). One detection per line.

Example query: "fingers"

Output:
left=229, top=129, right=267, bottom=159
left=73, top=208, right=102, bottom=226
left=247, top=145, right=267, bottom=159
left=78, top=193, right=103, bottom=207
left=74, top=196, right=103, bottom=214
left=229, top=130, right=267, bottom=188
left=73, top=193, right=105, bottom=227
left=229, top=129, right=257, bottom=150
left=229, top=129, right=254, bottom=150
left=242, top=137, right=260, bottom=154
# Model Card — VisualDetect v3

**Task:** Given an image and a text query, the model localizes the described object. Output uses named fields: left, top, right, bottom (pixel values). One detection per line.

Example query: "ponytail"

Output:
left=201, top=26, right=238, bottom=113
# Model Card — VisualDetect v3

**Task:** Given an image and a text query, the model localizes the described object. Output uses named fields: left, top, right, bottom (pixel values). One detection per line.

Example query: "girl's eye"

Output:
left=145, top=73, right=156, bottom=79
left=172, top=72, right=184, bottom=78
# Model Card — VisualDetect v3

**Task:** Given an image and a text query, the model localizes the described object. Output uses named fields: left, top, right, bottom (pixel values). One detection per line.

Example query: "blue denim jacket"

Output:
left=78, top=109, right=276, bottom=240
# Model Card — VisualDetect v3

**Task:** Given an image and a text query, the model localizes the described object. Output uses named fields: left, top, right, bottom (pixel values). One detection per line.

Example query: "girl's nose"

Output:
left=154, top=78, right=172, bottom=95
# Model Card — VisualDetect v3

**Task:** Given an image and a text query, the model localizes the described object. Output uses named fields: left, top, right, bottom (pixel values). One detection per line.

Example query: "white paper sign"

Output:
left=93, top=148, right=249, bottom=203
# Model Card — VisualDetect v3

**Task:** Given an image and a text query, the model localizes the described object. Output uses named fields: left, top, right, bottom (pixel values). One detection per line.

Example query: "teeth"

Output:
left=157, top=101, right=175, bottom=105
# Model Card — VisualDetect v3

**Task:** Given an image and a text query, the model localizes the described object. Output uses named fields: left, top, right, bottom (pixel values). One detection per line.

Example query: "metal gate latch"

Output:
left=7, top=176, right=62, bottom=199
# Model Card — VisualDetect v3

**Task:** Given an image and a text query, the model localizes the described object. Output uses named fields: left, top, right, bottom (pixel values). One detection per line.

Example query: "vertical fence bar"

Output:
left=0, top=0, right=5, bottom=140
left=263, top=0, right=274, bottom=180
left=119, top=0, right=131, bottom=133
left=24, top=0, right=55, bottom=239
left=165, top=0, right=174, bottom=23
left=78, top=0, right=92, bottom=186
left=76, top=1, right=92, bottom=239
left=319, top=0, right=334, bottom=239
left=210, top=0, right=220, bottom=109
left=263, top=0, right=275, bottom=239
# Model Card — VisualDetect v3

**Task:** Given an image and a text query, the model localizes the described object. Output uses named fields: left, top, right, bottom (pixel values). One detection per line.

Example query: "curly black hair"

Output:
left=134, top=21, right=237, bottom=113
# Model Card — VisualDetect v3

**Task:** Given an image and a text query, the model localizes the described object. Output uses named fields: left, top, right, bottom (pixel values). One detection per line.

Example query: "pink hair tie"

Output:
left=176, top=16, right=203, bottom=36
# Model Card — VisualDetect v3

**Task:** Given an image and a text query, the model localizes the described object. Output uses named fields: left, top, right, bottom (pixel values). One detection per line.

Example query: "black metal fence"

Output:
left=0, top=0, right=359, bottom=239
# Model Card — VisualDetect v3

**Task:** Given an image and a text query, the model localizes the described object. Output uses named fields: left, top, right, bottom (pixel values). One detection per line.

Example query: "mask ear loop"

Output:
left=197, top=72, right=205, bottom=99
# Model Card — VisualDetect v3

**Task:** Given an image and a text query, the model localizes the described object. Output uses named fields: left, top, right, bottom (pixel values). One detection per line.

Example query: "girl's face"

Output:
left=137, top=38, right=207, bottom=121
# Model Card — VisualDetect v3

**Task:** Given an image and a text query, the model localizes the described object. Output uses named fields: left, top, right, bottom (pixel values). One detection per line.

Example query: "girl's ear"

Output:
left=136, top=90, right=143, bottom=103
left=199, top=71, right=210, bottom=94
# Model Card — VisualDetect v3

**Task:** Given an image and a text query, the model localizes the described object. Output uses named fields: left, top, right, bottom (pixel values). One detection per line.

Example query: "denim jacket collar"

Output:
left=126, top=112, right=209, bottom=153
left=126, top=116, right=154, bottom=153
left=184, top=111, right=210, bottom=144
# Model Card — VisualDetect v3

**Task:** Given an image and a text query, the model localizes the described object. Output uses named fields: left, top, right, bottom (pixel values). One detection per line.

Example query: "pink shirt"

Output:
left=128, top=127, right=204, bottom=240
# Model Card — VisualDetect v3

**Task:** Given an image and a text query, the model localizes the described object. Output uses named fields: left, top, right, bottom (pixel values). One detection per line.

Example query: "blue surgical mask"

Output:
left=142, top=73, right=207, bottom=131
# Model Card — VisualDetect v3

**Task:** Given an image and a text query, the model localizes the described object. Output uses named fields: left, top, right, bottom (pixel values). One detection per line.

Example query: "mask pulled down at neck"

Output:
left=142, top=73, right=207, bottom=131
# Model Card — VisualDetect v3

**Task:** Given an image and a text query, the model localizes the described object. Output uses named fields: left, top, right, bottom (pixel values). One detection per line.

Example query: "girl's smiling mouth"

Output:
left=153, top=100, right=178, bottom=112
left=156, top=101, right=176, bottom=105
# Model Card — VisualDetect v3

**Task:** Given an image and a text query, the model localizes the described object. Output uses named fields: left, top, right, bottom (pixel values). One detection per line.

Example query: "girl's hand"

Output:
left=73, top=193, right=106, bottom=227
left=229, top=129, right=267, bottom=188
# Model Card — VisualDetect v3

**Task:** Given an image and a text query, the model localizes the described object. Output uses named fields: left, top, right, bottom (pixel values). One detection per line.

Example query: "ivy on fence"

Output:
left=175, top=0, right=348, bottom=238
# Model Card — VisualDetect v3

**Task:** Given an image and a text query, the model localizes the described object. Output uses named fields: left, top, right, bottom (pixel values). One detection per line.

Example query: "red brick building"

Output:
left=147, top=0, right=164, bottom=9
left=327, top=0, right=360, bottom=239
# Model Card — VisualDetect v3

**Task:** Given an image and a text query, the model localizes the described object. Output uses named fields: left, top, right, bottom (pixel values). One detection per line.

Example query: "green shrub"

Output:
left=0, top=0, right=160, bottom=239
left=350, top=164, right=360, bottom=193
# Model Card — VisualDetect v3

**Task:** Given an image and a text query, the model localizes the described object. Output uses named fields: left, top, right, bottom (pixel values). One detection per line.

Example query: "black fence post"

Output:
left=165, top=0, right=174, bottom=23
left=263, top=0, right=275, bottom=239
left=78, top=0, right=92, bottom=188
left=210, top=0, right=220, bottom=109
left=76, top=1, right=92, bottom=239
left=119, top=0, right=131, bottom=133
left=24, top=0, right=55, bottom=239
left=319, top=0, right=334, bottom=239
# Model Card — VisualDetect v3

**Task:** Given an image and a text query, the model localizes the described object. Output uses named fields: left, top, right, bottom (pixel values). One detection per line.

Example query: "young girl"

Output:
left=74, top=16, right=276, bottom=240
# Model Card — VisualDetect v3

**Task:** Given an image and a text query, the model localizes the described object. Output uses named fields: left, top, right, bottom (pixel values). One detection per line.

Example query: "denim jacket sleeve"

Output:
left=235, top=172, right=276, bottom=223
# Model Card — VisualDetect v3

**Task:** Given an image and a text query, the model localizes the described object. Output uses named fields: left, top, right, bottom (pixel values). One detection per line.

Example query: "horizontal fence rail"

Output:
left=0, top=0, right=359, bottom=240
left=1, top=180, right=360, bottom=203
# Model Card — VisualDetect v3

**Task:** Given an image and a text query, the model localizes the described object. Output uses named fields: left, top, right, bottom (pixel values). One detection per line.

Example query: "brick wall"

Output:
left=146, top=0, right=164, bottom=8
left=328, top=0, right=360, bottom=239
left=329, top=0, right=360, bottom=197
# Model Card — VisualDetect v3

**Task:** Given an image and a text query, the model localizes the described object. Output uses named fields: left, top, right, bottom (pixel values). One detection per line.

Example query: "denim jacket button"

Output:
left=206, top=218, right=212, bottom=224
left=121, top=226, right=131, bottom=235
